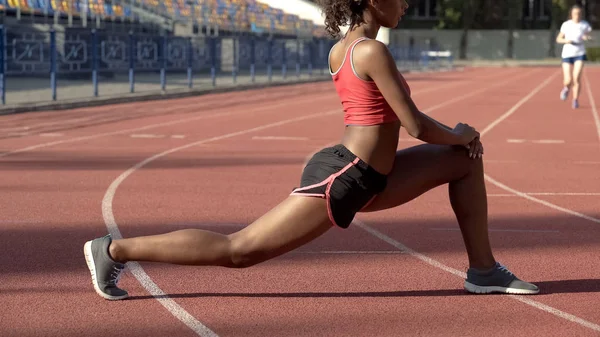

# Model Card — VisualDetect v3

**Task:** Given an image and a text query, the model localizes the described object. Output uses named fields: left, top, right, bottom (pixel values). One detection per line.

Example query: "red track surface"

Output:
left=1, top=67, right=599, bottom=337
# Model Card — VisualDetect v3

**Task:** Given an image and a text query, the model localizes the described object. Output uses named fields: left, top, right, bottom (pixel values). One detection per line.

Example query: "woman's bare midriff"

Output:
left=341, top=120, right=401, bottom=175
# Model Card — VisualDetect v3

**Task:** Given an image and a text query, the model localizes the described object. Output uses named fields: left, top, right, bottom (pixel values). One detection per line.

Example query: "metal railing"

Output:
left=0, top=25, right=453, bottom=107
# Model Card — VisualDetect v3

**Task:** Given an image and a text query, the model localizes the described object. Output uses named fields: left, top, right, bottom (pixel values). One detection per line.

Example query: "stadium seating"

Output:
left=2, top=0, right=324, bottom=37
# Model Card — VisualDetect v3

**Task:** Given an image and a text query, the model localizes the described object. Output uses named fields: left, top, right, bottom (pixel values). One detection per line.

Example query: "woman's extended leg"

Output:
left=85, top=196, right=333, bottom=300
left=560, top=62, right=573, bottom=101
left=571, top=59, right=585, bottom=108
left=360, top=144, right=539, bottom=294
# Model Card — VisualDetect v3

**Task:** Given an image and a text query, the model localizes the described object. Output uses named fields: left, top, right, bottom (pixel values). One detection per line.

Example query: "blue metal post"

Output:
left=250, top=37, right=255, bottom=83
left=161, top=35, right=167, bottom=91
left=319, top=39, right=324, bottom=75
left=0, top=25, right=5, bottom=105
left=308, top=41, right=313, bottom=77
left=210, top=37, right=217, bottom=87
left=267, top=38, right=272, bottom=83
left=50, top=29, right=57, bottom=101
left=296, top=39, right=300, bottom=78
left=232, top=36, right=237, bottom=84
left=129, top=31, right=135, bottom=93
left=187, top=37, right=193, bottom=88
left=281, top=41, right=287, bottom=79
left=91, top=29, right=98, bottom=97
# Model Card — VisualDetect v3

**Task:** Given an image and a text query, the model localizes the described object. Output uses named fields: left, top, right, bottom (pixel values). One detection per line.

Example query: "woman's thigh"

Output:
left=361, top=144, right=480, bottom=213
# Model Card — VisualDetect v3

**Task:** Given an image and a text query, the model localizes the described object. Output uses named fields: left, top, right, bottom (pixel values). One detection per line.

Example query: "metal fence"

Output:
left=0, top=25, right=453, bottom=106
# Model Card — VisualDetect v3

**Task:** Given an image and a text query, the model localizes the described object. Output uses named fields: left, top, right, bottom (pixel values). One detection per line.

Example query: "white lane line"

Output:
left=479, top=72, right=559, bottom=136
left=488, top=192, right=600, bottom=197
left=0, top=70, right=490, bottom=160
left=131, top=134, right=166, bottom=139
left=171, top=135, right=186, bottom=139
left=102, top=109, right=339, bottom=337
left=252, top=136, right=309, bottom=141
left=353, top=219, right=600, bottom=332
left=507, top=139, right=566, bottom=144
left=430, top=228, right=560, bottom=233
left=0, top=94, right=337, bottom=159
left=583, top=75, right=600, bottom=149
left=39, top=133, right=64, bottom=137
left=298, top=251, right=405, bottom=255
left=531, top=139, right=565, bottom=144
left=0, top=220, right=46, bottom=224
left=355, top=71, right=600, bottom=332
left=484, top=159, right=519, bottom=164
left=423, top=69, right=536, bottom=114
left=483, top=176, right=600, bottom=225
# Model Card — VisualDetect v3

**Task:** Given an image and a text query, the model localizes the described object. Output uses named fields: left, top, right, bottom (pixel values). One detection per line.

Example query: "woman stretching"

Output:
left=556, top=4, right=593, bottom=109
left=84, top=0, right=539, bottom=301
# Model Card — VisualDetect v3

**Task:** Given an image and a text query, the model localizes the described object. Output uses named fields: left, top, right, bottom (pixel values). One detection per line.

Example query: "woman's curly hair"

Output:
left=318, top=0, right=369, bottom=38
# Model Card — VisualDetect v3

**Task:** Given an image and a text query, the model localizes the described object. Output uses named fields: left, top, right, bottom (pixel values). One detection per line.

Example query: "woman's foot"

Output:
left=464, top=262, right=539, bottom=295
left=573, top=99, right=579, bottom=109
left=84, top=234, right=129, bottom=300
left=560, top=87, right=569, bottom=101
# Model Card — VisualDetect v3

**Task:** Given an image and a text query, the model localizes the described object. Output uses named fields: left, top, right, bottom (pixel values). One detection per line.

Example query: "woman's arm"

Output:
left=353, top=40, right=479, bottom=146
left=556, top=31, right=572, bottom=44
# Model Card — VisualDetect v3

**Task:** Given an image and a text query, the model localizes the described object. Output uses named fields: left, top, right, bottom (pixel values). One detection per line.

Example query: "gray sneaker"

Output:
left=83, top=234, right=129, bottom=300
left=464, top=262, right=539, bottom=295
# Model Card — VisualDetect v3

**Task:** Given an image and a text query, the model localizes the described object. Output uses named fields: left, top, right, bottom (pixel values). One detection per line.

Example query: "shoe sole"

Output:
left=464, top=281, right=540, bottom=295
left=84, top=241, right=129, bottom=301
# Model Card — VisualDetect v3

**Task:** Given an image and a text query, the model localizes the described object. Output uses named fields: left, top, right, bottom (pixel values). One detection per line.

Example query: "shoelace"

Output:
left=497, top=264, right=514, bottom=276
left=108, top=264, right=124, bottom=286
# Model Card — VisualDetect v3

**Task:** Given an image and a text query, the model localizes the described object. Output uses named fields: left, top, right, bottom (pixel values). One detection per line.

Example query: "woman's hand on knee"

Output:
left=465, top=137, right=484, bottom=159
left=453, top=123, right=480, bottom=146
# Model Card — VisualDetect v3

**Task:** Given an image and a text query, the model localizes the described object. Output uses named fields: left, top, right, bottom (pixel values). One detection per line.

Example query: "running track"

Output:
left=1, top=67, right=600, bottom=337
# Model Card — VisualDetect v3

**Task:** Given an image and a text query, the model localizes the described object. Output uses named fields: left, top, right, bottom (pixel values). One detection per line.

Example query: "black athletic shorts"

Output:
left=290, top=144, right=388, bottom=228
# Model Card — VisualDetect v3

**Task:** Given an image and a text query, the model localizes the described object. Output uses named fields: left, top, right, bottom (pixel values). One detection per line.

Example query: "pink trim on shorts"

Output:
left=290, top=157, right=360, bottom=227
left=324, top=158, right=360, bottom=227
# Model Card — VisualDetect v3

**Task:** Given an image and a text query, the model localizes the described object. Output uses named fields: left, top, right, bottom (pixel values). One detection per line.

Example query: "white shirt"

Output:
left=560, top=19, right=592, bottom=58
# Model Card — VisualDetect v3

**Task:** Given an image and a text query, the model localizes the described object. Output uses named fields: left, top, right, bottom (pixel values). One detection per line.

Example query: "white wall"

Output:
left=389, top=29, right=600, bottom=60
left=256, top=0, right=390, bottom=44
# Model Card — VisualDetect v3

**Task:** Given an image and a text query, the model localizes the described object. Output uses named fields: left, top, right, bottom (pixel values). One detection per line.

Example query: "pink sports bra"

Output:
left=329, top=37, right=411, bottom=126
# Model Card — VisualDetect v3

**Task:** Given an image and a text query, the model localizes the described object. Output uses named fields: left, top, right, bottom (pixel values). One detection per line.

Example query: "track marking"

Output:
left=479, top=72, right=559, bottom=136
left=488, top=192, right=600, bottom=197
left=130, top=134, right=166, bottom=139
left=39, top=133, right=64, bottom=137
left=483, top=176, right=600, bottom=225
left=583, top=75, right=600, bottom=148
left=171, top=135, right=186, bottom=139
left=102, top=109, right=340, bottom=337
left=353, top=219, right=600, bottom=332
left=0, top=95, right=339, bottom=159
left=422, top=69, right=536, bottom=114
left=252, top=136, right=309, bottom=141
left=0, top=76, right=472, bottom=159
left=0, top=70, right=537, bottom=334
left=297, top=250, right=405, bottom=255
left=531, top=139, right=565, bottom=144
left=507, top=139, right=566, bottom=144
left=484, top=159, right=519, bottom=164
left=430, top=228, right=560, bottom=233
left=0, top=220, right=45, bottom=224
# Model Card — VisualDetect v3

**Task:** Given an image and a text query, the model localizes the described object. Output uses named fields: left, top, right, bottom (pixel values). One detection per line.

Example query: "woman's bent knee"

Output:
left=446, top=145, right=483, bottom=176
